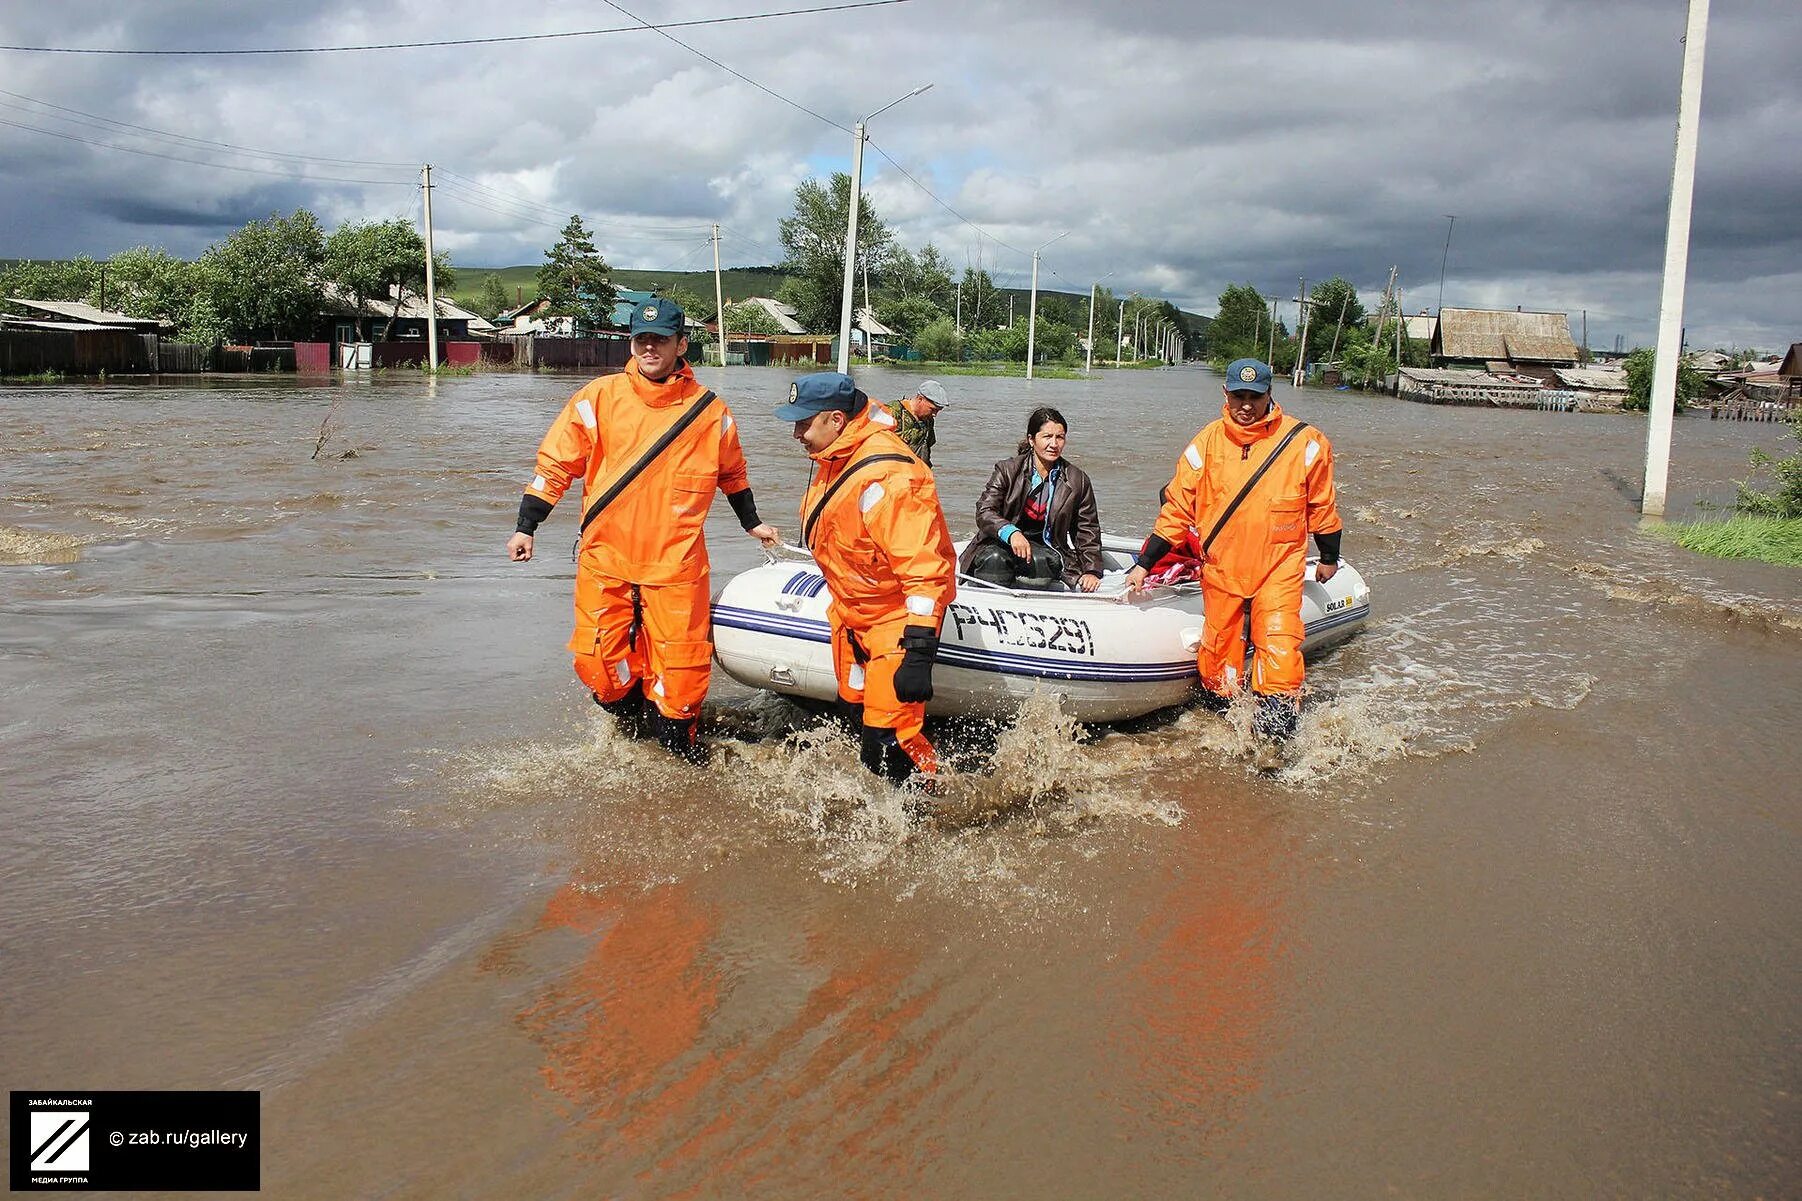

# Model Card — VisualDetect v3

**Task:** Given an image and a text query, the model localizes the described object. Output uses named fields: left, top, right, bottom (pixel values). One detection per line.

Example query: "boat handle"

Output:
left=769, top=666, right=797, bottom=686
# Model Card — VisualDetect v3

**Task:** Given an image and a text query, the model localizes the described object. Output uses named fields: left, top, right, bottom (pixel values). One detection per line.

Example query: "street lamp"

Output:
left=1085, top=271, right=1115, bottom=375
left=836, top=83, right=933, bottom=374
left=1025, top=231, right=1068, bottom=381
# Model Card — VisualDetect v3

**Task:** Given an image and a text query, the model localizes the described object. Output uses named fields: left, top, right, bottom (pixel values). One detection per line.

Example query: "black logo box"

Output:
left=11, top=1091, right=259, bottom=1193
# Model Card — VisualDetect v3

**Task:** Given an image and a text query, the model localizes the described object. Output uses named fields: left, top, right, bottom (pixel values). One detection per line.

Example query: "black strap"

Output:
left=1199, top=420, right=1312, bottom=559
left=802, top=453, right=914, bottom=549
left=579, top=389, right=719, bottom=535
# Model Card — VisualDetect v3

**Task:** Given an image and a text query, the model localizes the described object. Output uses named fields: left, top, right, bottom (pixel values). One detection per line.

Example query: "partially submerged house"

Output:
left=1432, top=307, right=1581, bottom=381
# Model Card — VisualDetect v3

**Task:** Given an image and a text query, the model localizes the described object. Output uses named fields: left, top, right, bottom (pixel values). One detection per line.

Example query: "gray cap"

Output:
left=916, top=379, right=949, bottom=409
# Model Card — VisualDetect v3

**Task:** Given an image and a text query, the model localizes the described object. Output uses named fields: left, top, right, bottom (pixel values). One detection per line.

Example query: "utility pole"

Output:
left=1026, top=234, right=1069, bottom=378
left=421, top=163, right=439, bottom=370
left=1085, top=282, right=1098, bottom=374
left=1116, top=300, right=1125, bottom=368
left=835, top=126, right=866, bottom=373
left=1365, top=267, right=1397, bottom=389
left=1009, top=294, right=1015, bottom=327
left=1644, top=0, right=1711, bottom=517
left=1581, top=309, right=1588, bottom=362
left=955, top=279, right=962, bottom=334
left=711, top=223, right=728, bottom=367
left=1437, top=214, right=1456, bottom=317
left=1266, top=299, right=1276, bottom=367
left=1292, top=276, right=1309, bottom=386
left=862, top=258, right=872, bottom=364
left=1326, top=293, right=1350, bottom=367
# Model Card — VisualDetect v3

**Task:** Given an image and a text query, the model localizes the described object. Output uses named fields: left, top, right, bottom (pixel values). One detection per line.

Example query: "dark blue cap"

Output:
left=1224, top=358, right=1272, bottom=394
left=776, top=371, right=866, bottom=420
left=629, top=298, right=683, bottom=337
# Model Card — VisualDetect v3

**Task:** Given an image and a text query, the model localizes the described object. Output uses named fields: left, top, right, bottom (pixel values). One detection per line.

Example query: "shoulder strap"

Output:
left=803, top=453, right=914, bottom=550
left=579, top=389, right=718, bottom=535
left=1198, top=420, right=1311, bottom=559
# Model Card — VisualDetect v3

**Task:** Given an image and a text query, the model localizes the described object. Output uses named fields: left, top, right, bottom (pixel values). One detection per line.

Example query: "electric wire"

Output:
left=0, top=114, right=412, bottom=185
left=0, top=1, right=912, bottom=56
left=0, top=88, right=413, bottom=169
left=598, top=0, right=851, bottom=133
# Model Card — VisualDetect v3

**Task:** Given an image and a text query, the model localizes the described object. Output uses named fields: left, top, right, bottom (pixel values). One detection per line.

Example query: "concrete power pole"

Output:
left=1292, top=276, right=1309, bottom=387
left=421, top=164, right=439, bottom=370
left=1643, top=0, right=1710, bottom=516
left=1026, top=250, right=1041, bottom=380
left=1085, top=282, right=1098, bottom=374
left=1116, top=301, right=1125, bottom=368
left=712, top=224, right=728, bottom=367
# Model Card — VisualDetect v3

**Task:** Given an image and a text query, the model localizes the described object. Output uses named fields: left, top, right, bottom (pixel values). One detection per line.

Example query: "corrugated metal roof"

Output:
left=855, top=305, right=895, bottom=337
left=741, top=297, right=806, bottom=334
left=1552, top=367, right=1628, bottom=391
left=6, top=298, right=160, bottom=326
left=1437, top=307, right=1580, bottom=362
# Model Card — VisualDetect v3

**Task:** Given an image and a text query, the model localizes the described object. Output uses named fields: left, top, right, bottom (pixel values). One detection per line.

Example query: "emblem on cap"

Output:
left=789, top=383, right=799, bottom=402
left=1239, top=365, right=1257, bottom=382
left=643, top=305, right=658, bottom=320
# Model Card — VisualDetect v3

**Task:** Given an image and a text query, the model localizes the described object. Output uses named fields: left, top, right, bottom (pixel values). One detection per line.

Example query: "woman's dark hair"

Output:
left=1017, top=406, right=1069, bottom=455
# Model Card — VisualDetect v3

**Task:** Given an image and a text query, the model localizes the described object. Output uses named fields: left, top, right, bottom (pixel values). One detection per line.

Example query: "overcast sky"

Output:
left=1, top=0, right=1796, bottom=349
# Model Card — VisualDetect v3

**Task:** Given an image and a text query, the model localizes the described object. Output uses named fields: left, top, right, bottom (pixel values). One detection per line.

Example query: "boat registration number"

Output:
left=947, top=604, right=1095, bottom=657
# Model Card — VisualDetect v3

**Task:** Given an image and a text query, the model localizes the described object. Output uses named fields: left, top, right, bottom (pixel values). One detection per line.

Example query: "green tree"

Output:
left=883, top=243, right=954, bottom=309
left=873, top=295, right=942, bottom=344
left=722, top=300, right=785, bottom=336
left=536, top=215, right=617, bottom=331
left=914, top=316, right=963, bottom=362
left=776, top=173, right=893, bottom=332
left=323, top=218, right=447, bottom=340
left=1303, top=276, right=1366, bottom=363
left=195, top=210, right=327, bottom=341
left=1205, top=283, right=1267, bottom=364
left=99, top=247, right=197, bottom=326
left=474, top=273, right=511, bottom=320
left=958, top=265, right=999, bottom=332
left=1622, top=347, right=1702, bottom=413
left=0, top=256, right=102, bottom=303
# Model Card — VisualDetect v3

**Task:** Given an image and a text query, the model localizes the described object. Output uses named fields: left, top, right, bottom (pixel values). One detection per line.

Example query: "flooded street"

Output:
left=3, top=366, right=1797, bottom=1196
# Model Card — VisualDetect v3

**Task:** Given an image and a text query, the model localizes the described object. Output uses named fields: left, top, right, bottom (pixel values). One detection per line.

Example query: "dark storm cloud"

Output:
left=1, top=0, right=1795, bottom=347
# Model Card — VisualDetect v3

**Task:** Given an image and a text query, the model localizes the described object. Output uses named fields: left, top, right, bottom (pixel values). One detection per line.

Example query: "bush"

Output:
left=1735, top=413, right=1802, bottom=519
left=914, top=316, right=963, bottom=362
left=1622, top=347, right=1702, bottom=413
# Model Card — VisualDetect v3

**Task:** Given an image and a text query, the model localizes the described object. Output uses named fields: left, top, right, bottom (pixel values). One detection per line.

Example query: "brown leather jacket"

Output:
left=957, top=452, right=1104, bottom=585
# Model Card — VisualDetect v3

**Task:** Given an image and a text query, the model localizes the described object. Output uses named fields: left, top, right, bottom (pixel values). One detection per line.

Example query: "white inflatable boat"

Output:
left=711, top=535, right=1371, bottom=723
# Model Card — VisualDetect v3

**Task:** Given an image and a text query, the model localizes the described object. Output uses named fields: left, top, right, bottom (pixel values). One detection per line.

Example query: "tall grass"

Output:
left=1652, top=517, right=1802, bottom=567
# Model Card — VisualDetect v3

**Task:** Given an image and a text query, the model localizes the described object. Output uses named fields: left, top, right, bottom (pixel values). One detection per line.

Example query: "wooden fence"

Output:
left=1, top=328, right=152, bottom=375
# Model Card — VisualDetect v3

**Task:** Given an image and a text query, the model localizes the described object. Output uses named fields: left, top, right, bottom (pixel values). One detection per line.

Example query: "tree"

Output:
left=1303, top=276, right=1366, bottom=363
left=99, top=247, right=197, bottom=326
left=474, top=273, right=512, bottom=321
left=195, top=210, right=327, bottom=341
left=914, top=316, right=963, bottom=363
left=1735, top=413, right=1802, bottom=518
left=722, top=300, right=785, bottom=336
left=1622, top=348, right=1702, bottom=413
left=776, top=173, right=893, bottom=332
left=873, top=295, right=942, bottom=344
left=1205, top=284, right=1268, bottom=364
left=323, top=218, right=444, bottom=340
left=536, top=215, right=617, bottom=330
left=959, top=265, right=998, bottom=332
left=883, top=243, right=954, bottom=309
left=0, top=256, right=101, bottom=303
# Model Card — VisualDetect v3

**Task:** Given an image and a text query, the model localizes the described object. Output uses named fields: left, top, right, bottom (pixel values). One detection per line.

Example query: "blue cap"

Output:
left=629, top=298, right=684, bottom=337
left=1224, top=358, right=1272, bottom=394
left=776, top=371, right=866, bottom=420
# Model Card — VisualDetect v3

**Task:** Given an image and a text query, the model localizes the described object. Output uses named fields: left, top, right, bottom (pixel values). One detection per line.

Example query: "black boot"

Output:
left=1251, top=692, right=1299, bottom=741
left=646, top=710, right=708, bottom=765
left=594, top=681, right=647, bottom=739
left=1193, top=687, right=1232, bottom=714
left=859, top=726, right=918, bottom=787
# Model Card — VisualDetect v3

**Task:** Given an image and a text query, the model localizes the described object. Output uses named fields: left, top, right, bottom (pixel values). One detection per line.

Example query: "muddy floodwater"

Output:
left=3, top=366, right=1798, bottom=1196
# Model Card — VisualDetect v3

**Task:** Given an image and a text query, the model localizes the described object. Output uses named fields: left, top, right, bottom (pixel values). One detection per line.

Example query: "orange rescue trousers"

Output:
left=829, top=610, right=937, bottom=785
left=1196, top=572, right=1305, bottom=740
left=569, top=566, right=713, bottom=757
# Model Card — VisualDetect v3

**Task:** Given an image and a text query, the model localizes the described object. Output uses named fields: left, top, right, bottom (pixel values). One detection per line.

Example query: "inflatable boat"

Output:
left=711, top=535, right=1371, bottom=723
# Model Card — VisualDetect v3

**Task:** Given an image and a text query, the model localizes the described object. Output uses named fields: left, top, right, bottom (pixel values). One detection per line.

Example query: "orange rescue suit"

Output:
left=1151, top=401, right=1341, bottom=700
left=801, top=402, right=957, bottom=779
left=524, top=357, right=752, bottom=720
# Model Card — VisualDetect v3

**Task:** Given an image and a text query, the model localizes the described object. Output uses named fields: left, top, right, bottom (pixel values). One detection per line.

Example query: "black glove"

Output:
left=892, top=625, right=938, bottom=704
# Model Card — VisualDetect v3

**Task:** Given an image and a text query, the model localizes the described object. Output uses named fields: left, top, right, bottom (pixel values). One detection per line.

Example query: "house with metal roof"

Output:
left=2, top=298, right=164, bottom=333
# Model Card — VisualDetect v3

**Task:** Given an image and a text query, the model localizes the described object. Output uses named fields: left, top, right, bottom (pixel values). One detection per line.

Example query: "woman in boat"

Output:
left=958, top=406, right=1105, bottom=591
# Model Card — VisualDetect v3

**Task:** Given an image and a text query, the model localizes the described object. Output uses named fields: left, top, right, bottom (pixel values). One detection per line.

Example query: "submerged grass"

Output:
left=1652, top=516, right=1802, bottom=567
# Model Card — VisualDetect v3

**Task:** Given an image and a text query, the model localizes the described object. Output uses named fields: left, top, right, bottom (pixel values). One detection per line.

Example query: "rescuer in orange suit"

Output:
left=777, top=372, right=957, bottom=786
left=506, top=298, right=777, bottom=761
left=1125, top=358, right=1342, bottom=766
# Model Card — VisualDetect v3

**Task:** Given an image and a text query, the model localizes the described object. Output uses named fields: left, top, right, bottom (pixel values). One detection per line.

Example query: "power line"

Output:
left=0, top=114, right=412, bottom=185
left=0, top=88, right=412, bottom=168
left=864, top=138, right=1030, bottom=261
left=598, top=0, right=851, bottom=133
left=0, top=1, right=912, bottom=56
left=435, top=169, right=713, bottom=236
